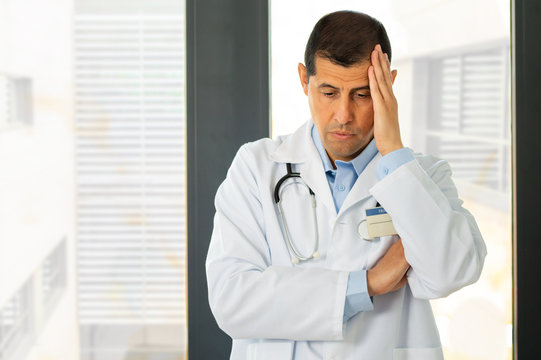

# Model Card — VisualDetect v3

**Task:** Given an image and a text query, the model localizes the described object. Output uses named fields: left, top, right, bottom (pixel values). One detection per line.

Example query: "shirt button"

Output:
left=337, top=185, right=345, bottom=191
left=384, top=168, right=389, bottom=175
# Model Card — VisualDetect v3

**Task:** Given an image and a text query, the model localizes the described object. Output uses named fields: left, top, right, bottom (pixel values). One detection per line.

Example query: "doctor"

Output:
left=206, top=10, right=486, bottom=360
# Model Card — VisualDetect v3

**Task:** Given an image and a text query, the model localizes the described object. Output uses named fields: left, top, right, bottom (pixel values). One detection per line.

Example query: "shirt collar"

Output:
left=311, top=124, right=379, bottom=176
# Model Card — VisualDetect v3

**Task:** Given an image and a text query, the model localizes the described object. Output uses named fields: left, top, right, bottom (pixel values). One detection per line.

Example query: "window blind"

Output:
left=74, top=14, right=186, bottom=325
left=0, top=75, right=32, bottom=127
left=426, top=46, right=510, bottom=193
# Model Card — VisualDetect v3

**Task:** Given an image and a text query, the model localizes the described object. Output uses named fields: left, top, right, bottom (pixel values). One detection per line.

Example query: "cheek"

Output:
left=355, top=101, right=375, bottom=127
left=309, top=94, right=331, bottom=118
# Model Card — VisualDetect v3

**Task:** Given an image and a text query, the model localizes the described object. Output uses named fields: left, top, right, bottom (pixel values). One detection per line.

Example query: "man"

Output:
left=206, top=10, right=486, bottom=360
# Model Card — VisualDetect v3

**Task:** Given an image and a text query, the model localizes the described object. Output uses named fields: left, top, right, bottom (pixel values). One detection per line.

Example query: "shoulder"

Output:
left=241, top=135, right=286, bottom=158
left=235, top=132, right=292, bottom=166
left=228, top=121, right=311, bottom=173
left=224, top=135, right=287, bottom=183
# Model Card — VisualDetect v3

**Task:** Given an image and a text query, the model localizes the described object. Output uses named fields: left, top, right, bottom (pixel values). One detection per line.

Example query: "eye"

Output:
left=355, top=93, right=370, bottom=99
left=323, top=92, right=335, bottom=97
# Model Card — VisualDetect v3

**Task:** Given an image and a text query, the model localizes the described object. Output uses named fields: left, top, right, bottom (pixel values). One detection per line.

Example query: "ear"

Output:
left=391, top=69, right=398, bottom=85
left=298, top=63, right=309, bottom=96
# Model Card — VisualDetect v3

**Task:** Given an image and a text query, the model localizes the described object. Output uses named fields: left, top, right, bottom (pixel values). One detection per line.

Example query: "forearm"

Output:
left=207, top=259, right=348, bottom=340
left=370, top=159, right=487, bottom=298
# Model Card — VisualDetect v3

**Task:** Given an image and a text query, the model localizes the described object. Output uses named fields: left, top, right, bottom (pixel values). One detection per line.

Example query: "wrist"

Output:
left=379, top=142, right=404, bottom=157
left=366, top=270, right=378, bottom=297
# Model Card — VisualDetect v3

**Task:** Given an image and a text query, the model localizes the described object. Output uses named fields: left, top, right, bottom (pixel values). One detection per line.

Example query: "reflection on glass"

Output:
left=271, top=1, right=511, bottom=359
left=0, top=281, right=33, bottom=360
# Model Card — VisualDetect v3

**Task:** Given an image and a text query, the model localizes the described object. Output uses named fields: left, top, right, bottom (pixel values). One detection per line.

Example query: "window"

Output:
left=73, top=1, right=186, bottom=359
left=271, top=2, right=512, bottom=359
left=42, top=238, right=67, bottom=320
left=0, top=74, right=32, bottom=128
left=423, top=46, right=510, bottom=203
left=411, top=44, right=512, bottom=360
left=0, top=279, right=33, bottom=360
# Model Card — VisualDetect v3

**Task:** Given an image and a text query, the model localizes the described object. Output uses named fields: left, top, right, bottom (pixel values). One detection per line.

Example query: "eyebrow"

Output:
left=319, top=83, right=370, bottom=92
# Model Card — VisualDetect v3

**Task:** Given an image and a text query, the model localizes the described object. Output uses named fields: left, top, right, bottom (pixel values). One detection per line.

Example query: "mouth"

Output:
left=330, top=132, right=355, bottom=140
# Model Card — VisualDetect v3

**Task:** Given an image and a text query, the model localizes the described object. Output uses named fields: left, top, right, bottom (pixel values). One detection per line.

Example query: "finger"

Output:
left=368, top=65, right=383, bottom=106
left=372, top=50, right=391, bottom=102
left=379, top=46, right=393, bottom=84
left=384, top=53, right=394, bottom=83
left=373, top=45, right=393, bottom=97
left=373, top=45, right=394, bottom=100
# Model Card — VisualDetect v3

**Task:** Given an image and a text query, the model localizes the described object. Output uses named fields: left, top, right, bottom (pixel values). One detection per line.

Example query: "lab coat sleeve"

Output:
left=369, top=157, right=487, bottom=299
left=206, top=145, right=349, bottom=341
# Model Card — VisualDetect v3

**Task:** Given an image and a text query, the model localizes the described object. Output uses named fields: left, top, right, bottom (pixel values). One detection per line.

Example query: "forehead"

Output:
left=312, top=56, right=370, bottom=88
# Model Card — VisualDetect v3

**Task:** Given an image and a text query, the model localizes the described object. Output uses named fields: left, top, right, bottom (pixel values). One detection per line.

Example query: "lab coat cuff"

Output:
left=343, top=270, right=373, bottom=322
left=375, top=147, right=414, bottom=180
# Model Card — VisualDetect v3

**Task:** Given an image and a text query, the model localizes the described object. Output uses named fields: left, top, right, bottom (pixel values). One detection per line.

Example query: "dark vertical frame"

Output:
left=512, top=0, right=541, bottom=358
left=186, top=0, right=269, bottom=358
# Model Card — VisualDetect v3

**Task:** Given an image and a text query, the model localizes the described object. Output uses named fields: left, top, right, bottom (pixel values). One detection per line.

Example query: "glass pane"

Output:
left=271, top=1, right=511, bottom=359
left=74, top=1, right=187, bottom=359
left=0, top=0, right=187, bottom=359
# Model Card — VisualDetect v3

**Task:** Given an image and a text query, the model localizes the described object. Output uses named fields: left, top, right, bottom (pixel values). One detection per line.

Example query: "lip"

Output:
left=330, top=132, right=355, bottom=140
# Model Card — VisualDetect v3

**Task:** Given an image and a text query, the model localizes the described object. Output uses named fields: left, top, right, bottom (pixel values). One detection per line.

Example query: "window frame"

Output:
left=512, top=0, right=541, bottom=358
left=186, top=0, right=270, bottom=358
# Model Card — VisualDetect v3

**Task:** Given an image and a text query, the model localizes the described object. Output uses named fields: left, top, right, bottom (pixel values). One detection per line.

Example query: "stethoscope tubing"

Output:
left=274, top=163, right=319, bottom=263
left=274, top=163, right=380, bottom=263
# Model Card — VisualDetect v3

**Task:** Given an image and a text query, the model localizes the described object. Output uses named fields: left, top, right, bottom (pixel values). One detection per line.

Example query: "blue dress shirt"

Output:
left=311, top=125, right=414, bottom=321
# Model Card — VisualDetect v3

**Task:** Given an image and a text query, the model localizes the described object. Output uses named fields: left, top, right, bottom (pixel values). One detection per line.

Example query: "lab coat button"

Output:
left=329, top=219, right=336, bottom=228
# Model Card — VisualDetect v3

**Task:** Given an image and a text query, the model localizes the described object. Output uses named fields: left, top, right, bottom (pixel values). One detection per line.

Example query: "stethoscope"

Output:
left=274, top=163, right=379, bottom=264
left=274, top=163, right=320, bottom=264
left=274, top=163, right=380, bottom=264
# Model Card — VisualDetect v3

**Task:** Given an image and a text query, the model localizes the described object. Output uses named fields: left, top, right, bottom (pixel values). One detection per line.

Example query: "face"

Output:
left=298, top=57, right=377, bottom=164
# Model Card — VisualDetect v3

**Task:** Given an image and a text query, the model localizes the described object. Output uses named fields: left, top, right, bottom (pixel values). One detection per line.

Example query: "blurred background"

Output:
left=0, top=0, right=186, bottom=359
left=0, top=0, right=510, bottom=359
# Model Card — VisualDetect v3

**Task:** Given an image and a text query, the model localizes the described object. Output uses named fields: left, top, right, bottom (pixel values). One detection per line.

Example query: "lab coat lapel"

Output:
left=299, top=155, right=337, bottom=216
left=270, top=121, right=337, bottom=215
left=338, top=152, right=382, bottom=215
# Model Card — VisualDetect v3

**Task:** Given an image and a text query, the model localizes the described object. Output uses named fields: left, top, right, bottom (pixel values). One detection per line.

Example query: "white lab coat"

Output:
left=206, top=121, right=486, bottom=360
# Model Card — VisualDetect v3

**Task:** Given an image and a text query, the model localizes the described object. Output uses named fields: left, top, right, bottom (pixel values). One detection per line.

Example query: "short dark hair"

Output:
left=304, top=10, right=392, bottom=77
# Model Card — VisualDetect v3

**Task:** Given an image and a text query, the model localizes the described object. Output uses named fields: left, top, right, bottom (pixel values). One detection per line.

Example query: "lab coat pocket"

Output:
left=247, top=340, right=294, bottom=360
left=393, top=347, right=444, bottom=360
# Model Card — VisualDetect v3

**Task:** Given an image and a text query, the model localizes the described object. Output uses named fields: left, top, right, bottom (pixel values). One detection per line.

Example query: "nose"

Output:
left=334, top=96, right=354, bottom=124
